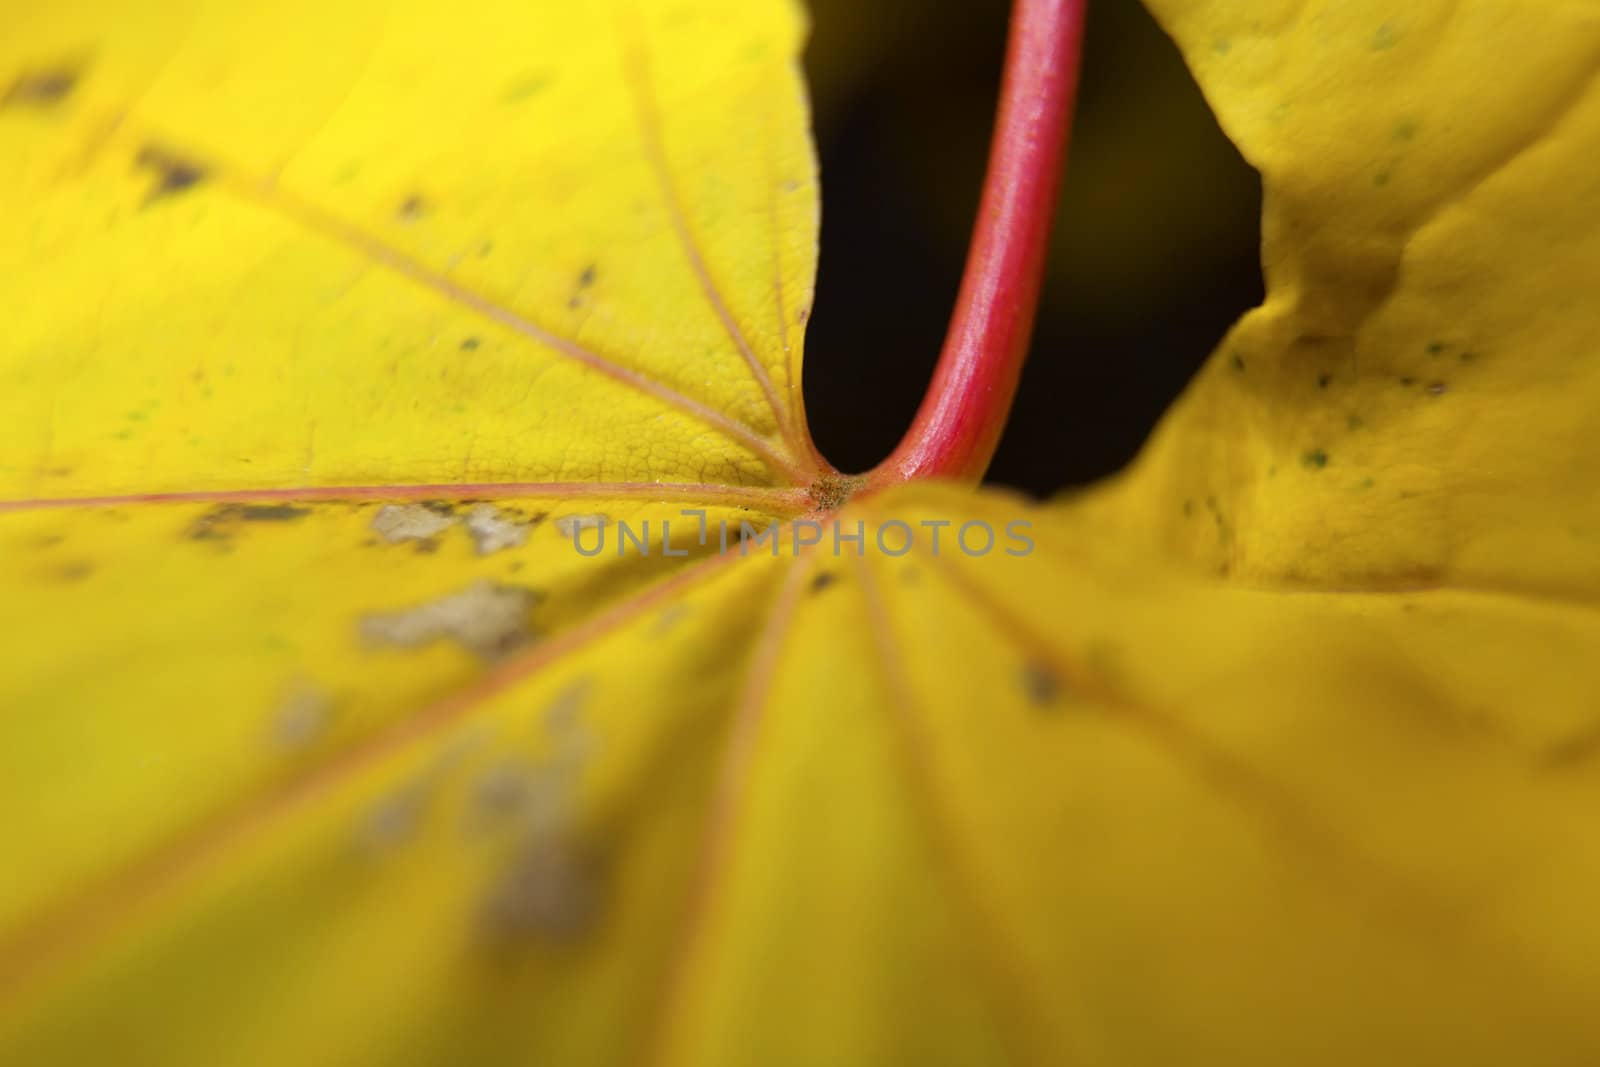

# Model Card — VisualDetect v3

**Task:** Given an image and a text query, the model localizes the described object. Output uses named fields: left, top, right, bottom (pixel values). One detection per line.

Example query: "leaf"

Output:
left=3, top=2, right=1600, bottom=1067
left=1, top=0, right=821, bottom=493
left=1097, top=0, right=1600, bottom=596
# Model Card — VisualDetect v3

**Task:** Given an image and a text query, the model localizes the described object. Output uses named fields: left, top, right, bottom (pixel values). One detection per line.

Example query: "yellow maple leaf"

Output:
left=2, top=0, right=1597, bottom=1064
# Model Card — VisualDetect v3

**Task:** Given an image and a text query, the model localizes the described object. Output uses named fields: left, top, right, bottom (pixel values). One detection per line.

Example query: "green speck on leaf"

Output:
left=503, top=74, right=551, bottom=103
left=1303, top=449, right=1329, bottom=470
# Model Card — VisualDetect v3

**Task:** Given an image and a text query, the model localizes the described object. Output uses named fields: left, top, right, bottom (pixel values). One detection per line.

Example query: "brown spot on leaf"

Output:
left=55, top=561, right=94, bottom=583
left=461, top=336, right=481, bottom=351
left=1541, top=723, right=1600, bottom=771
left=1020, top=661, right=1062, bottom=707
left=397, top=194, right=428, bottom=221
left=809, top=571, right=838, bottom=595
left=188, top=502, right=311, bottom=542
left=135, top=145, right=208, bottom=204
left=238, top=503, right=312, bottom=522
left=3, top=67, right=80, bottom=108
left=360, top=580, right=540, bottom=661
left=482, top=836, right=602, bottom=942
left=567, top=264, right=598, bottom=309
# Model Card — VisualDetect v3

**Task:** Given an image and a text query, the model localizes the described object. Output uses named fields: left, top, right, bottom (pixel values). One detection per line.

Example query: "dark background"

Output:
left=799, top=0, right=1264, bottom=494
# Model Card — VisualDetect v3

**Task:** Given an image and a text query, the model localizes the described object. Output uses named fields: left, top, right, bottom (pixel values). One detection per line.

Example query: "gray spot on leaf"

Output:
left=479, top=678, right=602, bottom=942
left=271, top=681, right=334, bottom=748
left=370, top=502, right=532, bottom=556
left=482, top=837, right=601, bottom=941
left=360, top=580, right=540, bottom=660
left=359, top=787, right=427, bottom=851
left=1020, top=661, right=1062, bottom=707
left=465, top=504, right=532, bottom=556
left=371, top=503, right=456, bottom=543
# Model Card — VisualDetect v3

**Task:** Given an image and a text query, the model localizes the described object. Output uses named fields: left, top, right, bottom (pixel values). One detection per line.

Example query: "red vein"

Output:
left=0, top=480, right=810, bottom=516
left=848, top=549, right=1052, bottom=1067
left=615, top=4, right=809, bottom=467
left=215, top=167, right=811, bottom=485
left=0, top=550, right=745, bottom=1010
left=640, top=545, right=813, bottom=1065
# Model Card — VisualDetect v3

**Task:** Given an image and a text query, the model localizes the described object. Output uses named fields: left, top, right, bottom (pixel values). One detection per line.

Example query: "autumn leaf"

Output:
left=2, top=0, right=1599, bottom=1065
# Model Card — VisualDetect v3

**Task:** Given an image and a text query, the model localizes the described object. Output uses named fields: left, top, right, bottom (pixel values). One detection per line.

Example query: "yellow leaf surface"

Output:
left=1, top=0, right=821, bottom=493
left=1096, top=0, right=1600, bottom=594
left=3, top=0, right=1600, bottom=1065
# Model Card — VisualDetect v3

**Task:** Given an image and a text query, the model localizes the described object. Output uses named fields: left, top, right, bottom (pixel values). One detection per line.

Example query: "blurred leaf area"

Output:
left=802, top=0, right=1264, bottom=492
